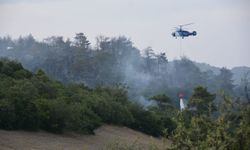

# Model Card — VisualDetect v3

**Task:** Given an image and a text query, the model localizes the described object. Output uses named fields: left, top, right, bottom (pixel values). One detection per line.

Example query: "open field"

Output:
left=0, top=125, right=170, bottom=150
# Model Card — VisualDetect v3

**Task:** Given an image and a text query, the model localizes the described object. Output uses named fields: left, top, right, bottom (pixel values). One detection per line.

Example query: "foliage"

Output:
left=149, top=94, right=177, bottom=135
left=215, top=67, right=235, bottom=95
left=188, top=86, right=216, bottom=115
left=1, top=58, right=248, bottom=149
left=128, top=104, right=164, bottom=137
left=169, top=86, right=250, bottom=150
left=0, top=59, right=172, bottom=137
left=0, top=59, right=99, bottom=133
left=0, top=34, right=238, bottom=104
left=150, top=94, right=171, bottom=110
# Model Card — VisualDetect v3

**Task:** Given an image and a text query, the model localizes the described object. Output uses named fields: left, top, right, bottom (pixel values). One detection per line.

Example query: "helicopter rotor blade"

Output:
left=173, top=27, right=180, bottom=31
left=179, top=23, right=194, bottom=27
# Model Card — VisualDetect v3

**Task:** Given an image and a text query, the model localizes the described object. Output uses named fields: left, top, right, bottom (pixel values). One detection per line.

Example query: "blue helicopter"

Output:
left=172, top=23, right=197, bottom=39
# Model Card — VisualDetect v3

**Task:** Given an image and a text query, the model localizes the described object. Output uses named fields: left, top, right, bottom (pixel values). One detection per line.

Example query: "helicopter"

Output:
left=172, top=23, right=197, bottom=39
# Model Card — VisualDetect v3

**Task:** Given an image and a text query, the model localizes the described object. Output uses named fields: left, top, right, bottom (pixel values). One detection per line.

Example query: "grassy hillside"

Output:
left=0, top=125, right=170, bottom=150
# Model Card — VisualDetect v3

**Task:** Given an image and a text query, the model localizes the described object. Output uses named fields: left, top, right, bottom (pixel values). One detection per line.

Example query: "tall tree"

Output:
left=188, top=86, right=216, bottom=115
left=73, top=33, right=90, bottom=50
left=143, top=47, right=155, bottom=73
left=216, top=67, right=235, bottom=95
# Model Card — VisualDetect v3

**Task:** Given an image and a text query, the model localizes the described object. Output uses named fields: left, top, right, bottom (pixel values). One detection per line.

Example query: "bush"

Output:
left=92, top=99, right=134, bottom=125
left=66, top=104, right=101, bottom=134
left=6, top=80, right=40, bottom=130
left=128, top=104, right=163, bottom=137
left=0, top=99, right=16, bottom=129
left=35, top=98, right=68, bottom=133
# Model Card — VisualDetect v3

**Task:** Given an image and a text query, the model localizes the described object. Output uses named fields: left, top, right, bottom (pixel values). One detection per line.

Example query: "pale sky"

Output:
left=0, top=0, right=249, bottom=68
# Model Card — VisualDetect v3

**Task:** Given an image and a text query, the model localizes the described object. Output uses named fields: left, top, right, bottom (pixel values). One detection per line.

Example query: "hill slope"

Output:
left=0, top=125, right=169, bottom=150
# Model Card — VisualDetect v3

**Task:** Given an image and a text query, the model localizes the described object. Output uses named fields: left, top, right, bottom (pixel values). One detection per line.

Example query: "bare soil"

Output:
left=0, top=125, right=169, bottom=150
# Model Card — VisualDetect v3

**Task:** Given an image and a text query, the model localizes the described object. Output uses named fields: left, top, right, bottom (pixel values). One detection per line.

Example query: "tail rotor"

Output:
left=192, top=31, right=197, bottom=36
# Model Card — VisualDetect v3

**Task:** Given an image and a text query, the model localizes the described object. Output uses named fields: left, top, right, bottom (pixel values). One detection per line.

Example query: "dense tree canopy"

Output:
left=0, top=34, right=240, bottom=104
left=0, top=59, right=176, bottom=136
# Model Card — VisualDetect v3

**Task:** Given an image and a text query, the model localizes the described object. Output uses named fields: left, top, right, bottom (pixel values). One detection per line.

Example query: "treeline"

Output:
left=0, top=34, right=245, bottom=103
left=0, top=59, right=176, bottom=136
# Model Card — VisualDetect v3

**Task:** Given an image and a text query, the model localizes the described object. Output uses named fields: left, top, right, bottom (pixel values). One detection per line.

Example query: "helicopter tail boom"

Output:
left=192, top=31, right=197, bottom=36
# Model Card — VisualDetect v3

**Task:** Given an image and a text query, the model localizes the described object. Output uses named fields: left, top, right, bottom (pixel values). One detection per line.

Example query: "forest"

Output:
left=0, top=34, right=248, bottom=102
left=0, top=34, right=250, bottom=149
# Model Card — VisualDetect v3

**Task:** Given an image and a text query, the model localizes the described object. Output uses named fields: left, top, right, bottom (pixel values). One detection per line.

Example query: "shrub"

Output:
left=129, top=104, right=163, bottom=137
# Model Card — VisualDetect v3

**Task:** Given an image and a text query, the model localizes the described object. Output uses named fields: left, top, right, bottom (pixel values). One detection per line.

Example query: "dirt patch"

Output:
left=0, top=125, right=170, bottom=150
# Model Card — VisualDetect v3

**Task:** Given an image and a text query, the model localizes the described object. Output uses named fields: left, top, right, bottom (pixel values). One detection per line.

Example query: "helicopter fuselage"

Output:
left=172, top=29, right=197, bottom=39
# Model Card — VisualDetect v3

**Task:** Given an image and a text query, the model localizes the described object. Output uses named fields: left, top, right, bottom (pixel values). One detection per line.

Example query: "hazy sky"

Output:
left=0, top=0, right=249, bottom=68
